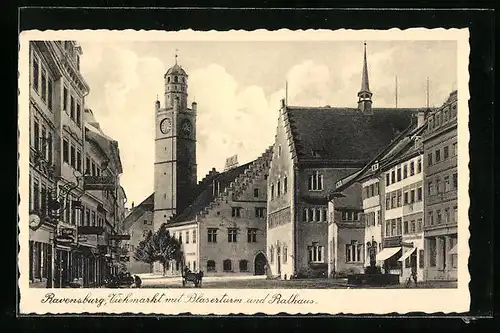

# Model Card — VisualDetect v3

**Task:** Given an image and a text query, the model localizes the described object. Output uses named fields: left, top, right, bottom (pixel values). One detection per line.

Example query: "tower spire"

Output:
left=360, top=41, right=371, bottom=93
left=175, top=48, right=178, bottom=65
left=357, top=42, right=373, bottom=114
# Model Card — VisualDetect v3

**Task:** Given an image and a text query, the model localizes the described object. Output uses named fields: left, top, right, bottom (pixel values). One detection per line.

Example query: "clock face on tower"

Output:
left=160, top=118, right=172, bottom=134
left=181, top=119, right=192, bottom=136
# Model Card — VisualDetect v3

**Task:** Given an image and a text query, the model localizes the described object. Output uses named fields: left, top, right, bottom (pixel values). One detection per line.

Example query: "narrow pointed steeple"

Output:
left=357, top=42, right=373, bottom=114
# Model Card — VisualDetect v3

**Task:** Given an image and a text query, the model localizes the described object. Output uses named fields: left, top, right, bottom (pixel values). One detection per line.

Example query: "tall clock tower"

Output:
left=154, top=59, right=197, bottom=230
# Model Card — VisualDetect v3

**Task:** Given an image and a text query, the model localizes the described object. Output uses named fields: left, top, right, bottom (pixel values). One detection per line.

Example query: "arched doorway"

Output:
left=254, top=252, right=267, bottom=275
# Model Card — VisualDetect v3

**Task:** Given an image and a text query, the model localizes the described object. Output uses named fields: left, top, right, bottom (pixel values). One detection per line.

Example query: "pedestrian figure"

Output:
left=133, top=275, right=142, bottom=288
left=411, top=263, right=418, bottom=287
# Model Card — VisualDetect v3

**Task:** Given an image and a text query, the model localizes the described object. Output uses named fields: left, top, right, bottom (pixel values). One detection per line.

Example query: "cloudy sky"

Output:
left=77, top=39, right=457, bottom=207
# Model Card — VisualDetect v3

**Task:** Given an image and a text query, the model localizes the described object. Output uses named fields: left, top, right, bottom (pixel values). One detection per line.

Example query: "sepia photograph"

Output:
left=18, top=28, right=470, bottom=314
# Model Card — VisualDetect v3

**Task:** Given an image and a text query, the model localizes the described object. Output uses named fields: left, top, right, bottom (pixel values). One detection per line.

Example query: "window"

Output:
left=179, top=233, right=183, bottom=244
left=397, top=190, right=402, bottom=207
left=185, top=231, right=189, bottom=244
left=435, top=149, right=441, bottom=162
left=403, top=165, right=408, bottom=179
left=444, top=176, right=450, bottom=192
left=322, top=209, right=327, bottom=222
left=270, top=184, right=274, bottom=199
left=453, top=142, right=458, bottom=156
left=231, top=207, right=241, bottom=218
left=239, top=260, right=248, bottom=272
left=444, top=208, right=450, bottom=224
left=397, top=168, right=402, bottom=182
left=283, top=246, right=288, bottom=263
left=70, top=145, right=76, bottom=168
left=374, top=182, right=379, bottom=195
left=385, top=194, right=390, bottom=209
left=429, top=239, right=437, bottom=267
left=70, top=96, right=75, bottom=120
left=228, top=228, right=237, bottom=243
left=410, top=190, right=415, bottom=203
left=377, top=210, right=381, bottom=225
left=404, top=192, right=409, bottom=205
left=419, top=249, right=425, bottom=268
left=283, top=176, right=287, bottom=194
left=410, top=220, right=416, bottom=233
left=427, top=153, right=433, bottom=166
left=277, top=180, right=281, bottom=196
left=308, top=243, right=324, bottom=263
left=174, top=76, right=178, bottom=83
left=278, top=145, right=282, bottom=157
left=410, top=161, right=415, bottom=175
left=91, top=211, right=96, bottom=226
left=345, top=241, right=362, bottom=263
left=385, top=221, right=390, bottom=237
left=403, top=221, right=408, bottom=234
left=41, top=69, right=47, bottom=101
left=391, top=192, right=396, bottom=209
left=91, top=162, right=96, bottom=176
left=386, top=173, right=390, bottom=186
left=85, top=157, right=91, bottom=175
left=33, top=119, right=40, bottom=150
left=76, top=150, right=82, bottom=172
left=32, top=56, right=39, bottom=91
left=428, top=211, right=434, bottom=226
left=63, top=139, right=69, bottom=163
left=207, top=260, right=216, bottom=272
left=253, top=188, right=259, bottom=197
left=391, top=170, right=396, bottom=184
left=47, top=78, right=53, bottom=110
left=452, top=173, right=458, bottom=189
left=223, top=259, right=232, bottom=272
left=436, top=178, right=441, bottom=194
left=417, top=218, right=423, bottom=232
left=308, top=172, right=323, bottom=191
left=427, top=181, right=433, bottom=196
left=436, top=210, right=442, bottom=224
left=444, top=146, right=449, bottom=159
left=397, top=218, right=402, bottom=235
left=207, top=228, right=217, bottom=243
left=76, top=104, right=81, bottom=127
left=247, top=228, right=257, bottom=243
left=255, top=207, right=265, bottom=218
left=417, top=158, right=422, bottom=173
left=391, top=220, right=397, bottom=236
left=47, top=132, right=53, bottom=163
left=63, top=87, right=68, bottom=111
left=192, top=229, right=196, bottom=244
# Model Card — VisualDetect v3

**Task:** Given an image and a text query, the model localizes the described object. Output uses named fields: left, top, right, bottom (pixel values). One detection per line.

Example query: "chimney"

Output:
left=280, top=98, right=286, bottom=108
left=417, top=111, right=426, bottom=128
left=191, top=101, right=197, bottom=112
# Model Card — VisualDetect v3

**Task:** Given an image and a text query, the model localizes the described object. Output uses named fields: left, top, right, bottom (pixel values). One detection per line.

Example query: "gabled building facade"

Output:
left=267, top=43, right=428, bottom=279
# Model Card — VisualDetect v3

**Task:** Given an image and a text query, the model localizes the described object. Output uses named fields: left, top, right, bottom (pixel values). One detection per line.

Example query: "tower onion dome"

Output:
left=165, top=63, right=187, bottom=77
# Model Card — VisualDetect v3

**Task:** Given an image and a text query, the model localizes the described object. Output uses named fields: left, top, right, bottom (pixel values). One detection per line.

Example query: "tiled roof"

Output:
left=121, top=193, right=154, bottom=231
left=286, top=106, right=426, bottom=163
left=168, top=162, right=253, bottom=224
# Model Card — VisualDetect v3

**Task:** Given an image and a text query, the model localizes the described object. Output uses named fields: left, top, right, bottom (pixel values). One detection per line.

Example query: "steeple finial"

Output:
left=360, top=41, right=370, bottom=93
left=175, top=48, right=179, bottom=65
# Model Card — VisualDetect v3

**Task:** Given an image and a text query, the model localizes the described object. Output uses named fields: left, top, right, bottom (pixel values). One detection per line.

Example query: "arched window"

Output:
left=182, top=77, right=185, bottom=83
left=174, top=76, right=178, bottom=83
left=239, top=260, right=248, bottom=272
left=223, top=259, right=232, bottom=272
left=167, top=77, right=170, bottom=83
left=207, top=260, right=216, bottom=272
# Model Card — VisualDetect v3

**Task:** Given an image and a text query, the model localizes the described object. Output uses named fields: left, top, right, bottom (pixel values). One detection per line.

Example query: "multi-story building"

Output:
left=28, top=41, right=127, bottom=288
left=28, top=40, right=89, bottom=288
left=331, top=112, right=428, bottom=281
left=422, top=90, right=458, bottom=281
left=267, top=43, right=427, bottom=279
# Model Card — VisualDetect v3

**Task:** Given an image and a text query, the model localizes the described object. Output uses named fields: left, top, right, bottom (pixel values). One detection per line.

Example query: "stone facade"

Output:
left=423, top=91, right=458, bottom=281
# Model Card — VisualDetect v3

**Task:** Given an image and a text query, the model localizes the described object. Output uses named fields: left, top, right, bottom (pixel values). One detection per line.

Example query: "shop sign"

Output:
left=108, top=234, right=131, bottom=241
left=83, top=175, right=115, bottom=191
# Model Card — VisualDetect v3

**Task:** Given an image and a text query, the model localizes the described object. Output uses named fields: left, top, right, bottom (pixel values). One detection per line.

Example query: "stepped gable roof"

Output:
left=121, top=193, right=154, bottom=231
left=286, top=106, right=427, bottom=164
left=168, top=161, right=253, bottom=224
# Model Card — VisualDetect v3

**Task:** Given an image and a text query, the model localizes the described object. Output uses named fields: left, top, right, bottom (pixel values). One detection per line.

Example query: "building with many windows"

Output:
left=422, top=90, right=458, bottom=281
left=28, top=40, right=127, bottom=288
left=267, top=43, right=427, bottom=279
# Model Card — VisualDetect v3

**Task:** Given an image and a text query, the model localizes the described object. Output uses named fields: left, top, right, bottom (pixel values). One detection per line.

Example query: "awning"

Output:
left=448, top=244, right=458, bottom=255
left=376, top=247, right=401, bottom=261
left=398, top=247, right=417, bottom=262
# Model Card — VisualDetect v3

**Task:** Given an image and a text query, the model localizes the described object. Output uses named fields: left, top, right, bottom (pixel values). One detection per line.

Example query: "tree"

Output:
left=133, top=230, right=155, bottom=266
left=150, top=224, right=182, bottom=275
left=133, top=224, right=183, bottom=276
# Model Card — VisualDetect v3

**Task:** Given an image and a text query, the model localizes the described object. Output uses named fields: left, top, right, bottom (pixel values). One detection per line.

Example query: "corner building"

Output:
left=422, top=90, right=458, bottom=281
